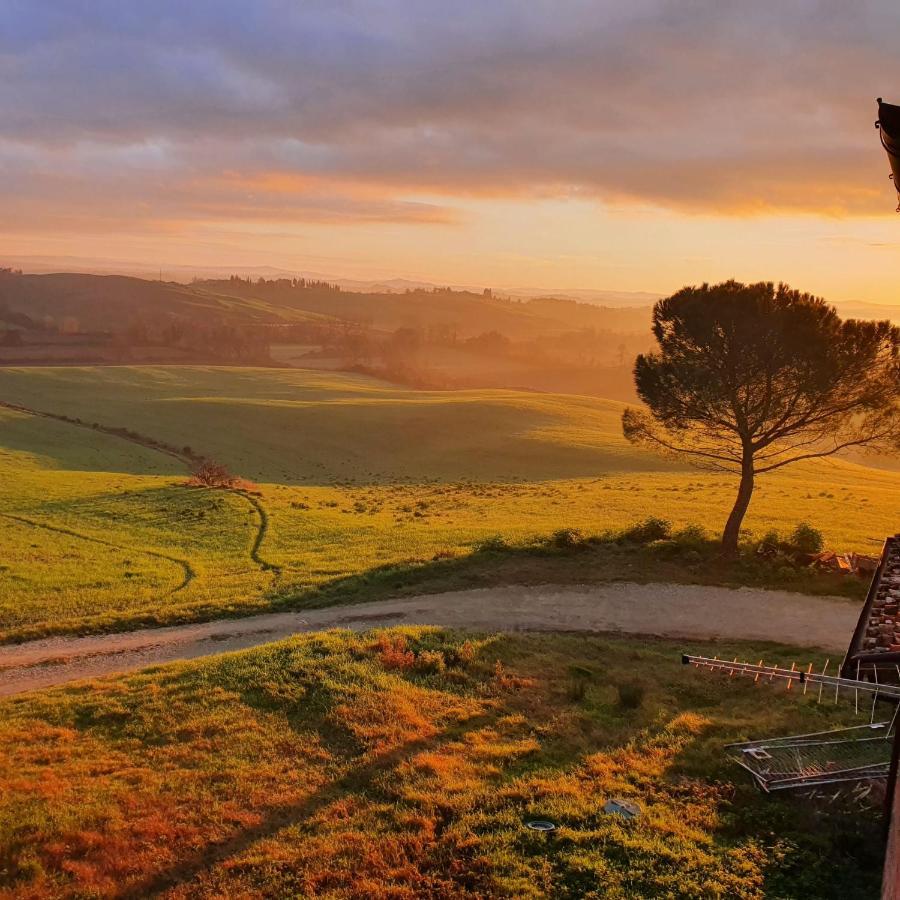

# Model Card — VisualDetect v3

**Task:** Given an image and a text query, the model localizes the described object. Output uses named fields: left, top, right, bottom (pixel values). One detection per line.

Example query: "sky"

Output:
left=3, top=0, right=900, bottom=304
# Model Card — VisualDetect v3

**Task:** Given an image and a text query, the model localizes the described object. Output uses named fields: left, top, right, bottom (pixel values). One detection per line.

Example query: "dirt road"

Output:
left=0, top=582, right=859, bottom=697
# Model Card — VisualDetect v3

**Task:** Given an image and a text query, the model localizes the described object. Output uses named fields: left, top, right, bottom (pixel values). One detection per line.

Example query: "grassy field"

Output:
left=0, top=628, right=884, bottom=899
left=1, top=365, right=897, bottom=640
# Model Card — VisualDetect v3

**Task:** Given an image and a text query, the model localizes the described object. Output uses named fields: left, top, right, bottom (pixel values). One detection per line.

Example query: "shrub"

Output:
left=492, top=660, right=535, bottom=692
left=452, top=640, right=477, bottom=666
left=375, top=634, right=416, bottom=670
left=788, top=523, right=824, bottom=555
left=475, top=535, right=509, bottom=553
left=189, top=459, right=238, bottom=488
left=672, top=524, right=707, bottom=547
left=617, top=681, right=645, bottom=710
left=621, top=517, right=671, bottom=544
left=550, top=528, right=585, bottom=549
left=414, top=650, right=446, bottom=674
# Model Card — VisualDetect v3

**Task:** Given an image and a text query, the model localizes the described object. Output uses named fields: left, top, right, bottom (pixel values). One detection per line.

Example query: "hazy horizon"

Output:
left=6, top=253, right=900, bottom=319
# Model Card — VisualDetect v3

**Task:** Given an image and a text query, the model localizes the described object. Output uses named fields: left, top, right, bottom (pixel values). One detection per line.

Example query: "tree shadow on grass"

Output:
left=121, top=709, right=501, bottom=899
left=0, top=407, right=185, bottom=476
left=274, top=540, right=668, bottom=613
left=272, top=538, right=864, bottom=614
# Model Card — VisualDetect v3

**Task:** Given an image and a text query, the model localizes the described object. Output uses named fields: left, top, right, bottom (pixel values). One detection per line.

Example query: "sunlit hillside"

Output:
left=0, top=366, right=896, bottom=641
left=0, top=272, right=650, bottom=338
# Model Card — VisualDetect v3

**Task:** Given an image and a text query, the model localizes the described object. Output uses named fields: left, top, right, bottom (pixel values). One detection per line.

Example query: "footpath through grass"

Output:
left=0, top=629, right=884, bottom=899
left=0, top=366, right=894, bottom=641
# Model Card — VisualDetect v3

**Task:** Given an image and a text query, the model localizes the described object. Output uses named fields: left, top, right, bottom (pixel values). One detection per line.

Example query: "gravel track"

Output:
left=0, top=582, right=859, bottom=697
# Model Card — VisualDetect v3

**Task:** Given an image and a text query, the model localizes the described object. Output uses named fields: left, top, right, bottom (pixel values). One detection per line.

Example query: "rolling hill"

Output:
left=0, top=271, right=651, bottom=339
left=0, top=273, right=341, bottom=331
left=0, top=365, right=897, bottom=641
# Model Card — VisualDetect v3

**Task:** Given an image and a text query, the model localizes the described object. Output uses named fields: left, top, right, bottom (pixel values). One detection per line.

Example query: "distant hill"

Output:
left=6, top=256, right=898, bottom=323
left=0, top=273, right=340, bottom=332
left=832, top=298, right=900, bottom=324
left=0, top=271, right=652, bottom=339
left=2, top=255, right=664, bottom=304
left=189, top=277, right=652, bottom=339
left=3, top=272, right=892, bottom=401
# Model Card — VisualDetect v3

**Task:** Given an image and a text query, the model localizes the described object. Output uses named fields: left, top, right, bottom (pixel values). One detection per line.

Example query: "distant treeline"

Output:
left=0, top=271, right=652, bottom=398
left=209, top=274, right=343, bottom=292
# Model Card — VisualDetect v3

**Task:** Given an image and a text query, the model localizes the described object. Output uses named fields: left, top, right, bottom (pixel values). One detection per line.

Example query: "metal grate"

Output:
left=727, top=723, right=894, bottom=791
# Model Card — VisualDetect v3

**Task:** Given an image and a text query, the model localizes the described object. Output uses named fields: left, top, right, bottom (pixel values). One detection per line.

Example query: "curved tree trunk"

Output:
left=722, top=460, right=754, bottom=557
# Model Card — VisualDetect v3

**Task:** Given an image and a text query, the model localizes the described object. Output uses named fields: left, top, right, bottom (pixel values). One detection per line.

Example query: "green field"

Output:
left=1, top=366, right=897, bottom=641
left=0, top=629, right=883, bottom=898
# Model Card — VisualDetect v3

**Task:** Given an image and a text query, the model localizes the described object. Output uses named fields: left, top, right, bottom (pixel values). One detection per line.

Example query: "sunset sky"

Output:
left=4, top=1, right=900, bottom=304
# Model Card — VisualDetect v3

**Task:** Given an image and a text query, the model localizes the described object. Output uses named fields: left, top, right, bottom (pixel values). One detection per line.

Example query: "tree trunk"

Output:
left=722, top=459, right=754, bottom=557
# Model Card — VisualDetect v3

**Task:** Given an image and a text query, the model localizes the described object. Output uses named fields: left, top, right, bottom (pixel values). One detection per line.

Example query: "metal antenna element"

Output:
left=682, top=653, right=900, bottom=715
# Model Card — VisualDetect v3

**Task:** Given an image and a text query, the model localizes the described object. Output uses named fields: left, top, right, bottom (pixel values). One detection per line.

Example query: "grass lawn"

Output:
left=0, top=366, right=896, bottom=640
left=0, top=628, right=884, bottom=899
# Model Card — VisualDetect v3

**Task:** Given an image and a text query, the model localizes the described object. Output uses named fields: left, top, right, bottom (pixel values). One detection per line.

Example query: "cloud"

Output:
left=2, top=0, right=899, bottom=231
left=0, top=142, right=458, bottom=233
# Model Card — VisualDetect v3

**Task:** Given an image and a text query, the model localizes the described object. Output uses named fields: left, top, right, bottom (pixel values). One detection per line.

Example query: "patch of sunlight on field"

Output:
left=260, top=460, right=899, bottom=592
left=0, top=365, right=897, bottom=638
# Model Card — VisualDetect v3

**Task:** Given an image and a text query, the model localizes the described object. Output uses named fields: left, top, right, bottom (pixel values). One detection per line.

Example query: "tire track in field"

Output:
left=0, top=398, right=281, bottom=584
left=235, top=490, right=282, bottom=580
left=0, top=512, right=196, bottom=593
